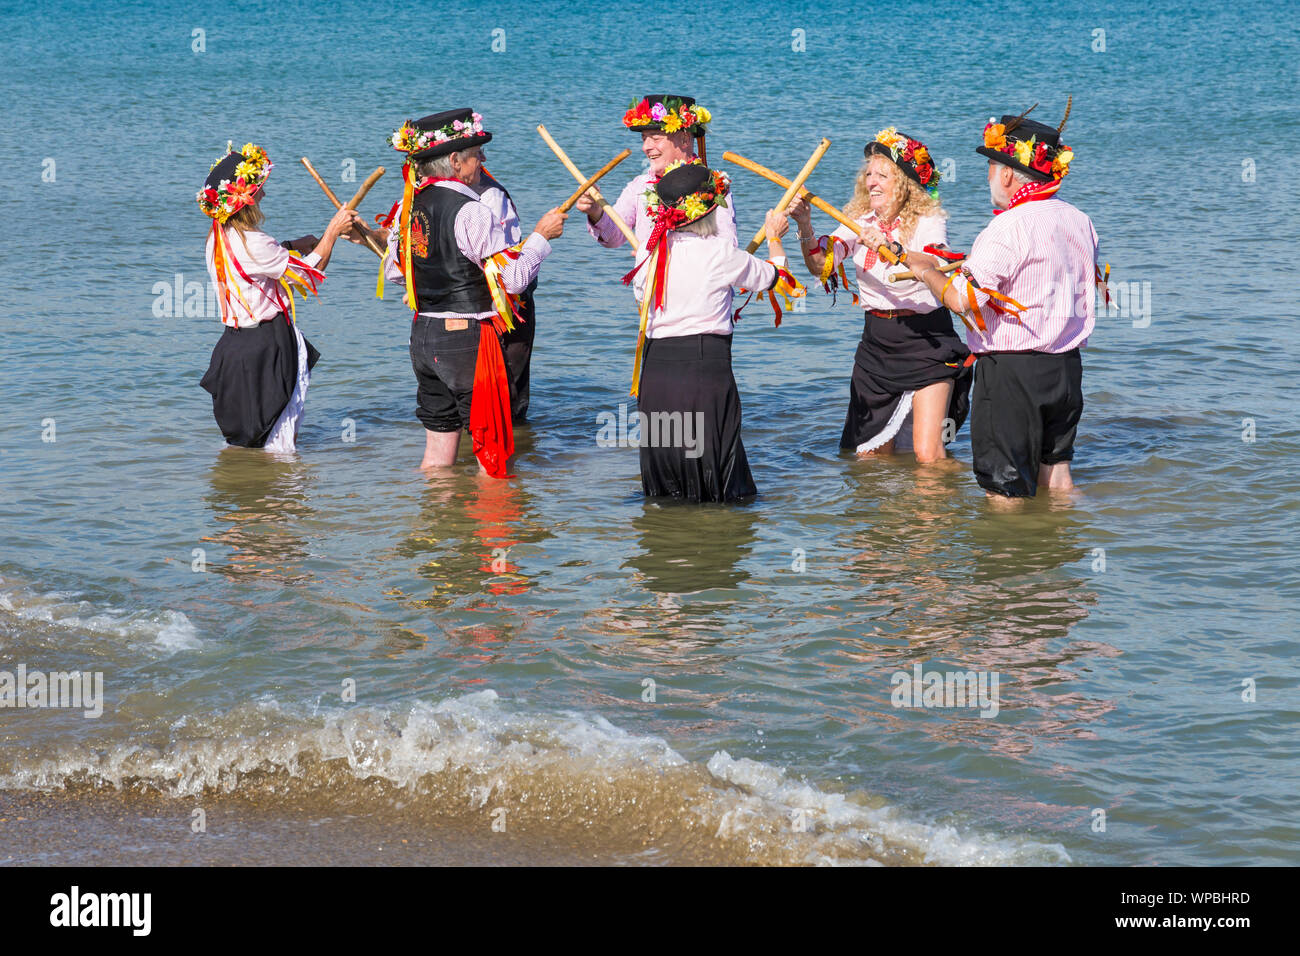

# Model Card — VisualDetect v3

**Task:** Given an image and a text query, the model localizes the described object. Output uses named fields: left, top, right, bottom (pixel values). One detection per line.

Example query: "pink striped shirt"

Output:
left=961, top=197, right=1099, bottom=353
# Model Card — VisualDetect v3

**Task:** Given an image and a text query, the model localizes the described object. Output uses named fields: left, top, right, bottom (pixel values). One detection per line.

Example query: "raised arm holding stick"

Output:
left=300, top=158, right=387, bottom=258
left=538, top=125, right=639, bottom=251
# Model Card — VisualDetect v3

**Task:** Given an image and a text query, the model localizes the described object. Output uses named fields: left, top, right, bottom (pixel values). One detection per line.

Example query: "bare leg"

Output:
left=421, top=429, right=461, bottom=469
left=1038, top=461, right=1074, bottom=491
left=910, top=381, right=954, bottom=463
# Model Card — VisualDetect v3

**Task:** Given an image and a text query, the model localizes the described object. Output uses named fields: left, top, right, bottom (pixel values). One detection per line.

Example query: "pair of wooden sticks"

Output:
left=720, top=148, right=963, bottom=280
left=302, top=147, right=632, bottom=258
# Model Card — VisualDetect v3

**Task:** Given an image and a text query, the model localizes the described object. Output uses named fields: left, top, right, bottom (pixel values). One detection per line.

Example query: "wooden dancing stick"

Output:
left=742, top=138, right=831, bottom=254
left=558, top=149, right=631, bottom=213
left=889, top=260, right=963, bottom=282
left=537, top=125, right=639, bottom=250
left=726, top=148, right=911, bottom=268
left=301, top=157, right=385, bottom=258
left=344, top=166, right=385, bottom=210
left=725, top=150, right=856, bottom=233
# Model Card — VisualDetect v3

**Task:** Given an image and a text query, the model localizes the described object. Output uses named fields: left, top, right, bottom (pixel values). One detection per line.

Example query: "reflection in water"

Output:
left=391, top=471, right=549, bottom=625
left=202, top=448, right=315, bottom=583
left=837, top=464, right=1114, bottom=759
left=625, top=501, right=760, bottom=595
left=587, top=502, right=762, bottom=653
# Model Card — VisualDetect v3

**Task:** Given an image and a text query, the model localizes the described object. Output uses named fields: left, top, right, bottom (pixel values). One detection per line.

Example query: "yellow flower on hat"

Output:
left=662, top=112, right=683, bottom=133
left=1014, top=136, right=1035, bottom=166
left=680, top=195, right=707, bottom=220
left=234, top=160, right=260, bottom=180
left=1051, top=147, right=1074, bottom=179
left=694, top=106, right=711, bottom=124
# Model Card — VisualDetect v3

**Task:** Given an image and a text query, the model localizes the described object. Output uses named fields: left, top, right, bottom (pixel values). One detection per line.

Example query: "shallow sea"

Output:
left=0, top=0, right=1297, bottom=864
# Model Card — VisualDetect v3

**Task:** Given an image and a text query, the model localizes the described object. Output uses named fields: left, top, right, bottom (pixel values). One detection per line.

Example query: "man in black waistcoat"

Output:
left=375, top=109, right=565, bottom=473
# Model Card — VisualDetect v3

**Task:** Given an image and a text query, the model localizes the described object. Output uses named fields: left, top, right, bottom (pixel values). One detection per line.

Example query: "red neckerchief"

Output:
left=994, top=178, right=1061, bottom=214
left=861, top=214, right=901, bottom=269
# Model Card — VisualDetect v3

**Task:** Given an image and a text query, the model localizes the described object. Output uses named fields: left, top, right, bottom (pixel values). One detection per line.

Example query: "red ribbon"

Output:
left=994, top=178, right=1061, bottom=214
left=469, top=321, right=514, bottom=479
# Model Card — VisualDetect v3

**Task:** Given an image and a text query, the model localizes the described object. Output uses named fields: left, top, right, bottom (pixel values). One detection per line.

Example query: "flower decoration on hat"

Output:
left=980, top=98, right=1075, bottom=183
left=197, top=141, right=272, bottom=223
left=389, top=112, right=487, bottom=155
left=868, top=127, right=941, bottom=199
left=623, top=96, right=712, bottom=136
left=642, top=159, right=730, bottom=228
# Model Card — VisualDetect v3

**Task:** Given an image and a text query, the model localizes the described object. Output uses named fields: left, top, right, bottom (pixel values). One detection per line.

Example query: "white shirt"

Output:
left=384, top=179, right=550, bottom=319
left=589, top=169, right=739, bottom=301
left=827, top=211, right=948, bottom=312
left=204, top=228, right=321, bottom=328
left=645, top=231, right=784, bottom=339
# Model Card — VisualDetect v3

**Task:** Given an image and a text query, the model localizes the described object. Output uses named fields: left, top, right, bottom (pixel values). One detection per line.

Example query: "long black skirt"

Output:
left=200, top=313, right=319, bottom=448
left=637, top=333, right=756, bottom=502
left=840, top=307, right=972, bottom=452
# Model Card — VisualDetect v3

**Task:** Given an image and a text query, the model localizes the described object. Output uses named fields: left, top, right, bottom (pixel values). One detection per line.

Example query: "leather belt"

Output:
left=867, top=307, right=921, bottom=319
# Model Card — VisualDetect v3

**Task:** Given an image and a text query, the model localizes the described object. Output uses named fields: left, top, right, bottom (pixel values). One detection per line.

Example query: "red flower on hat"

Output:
left=916, top=163, right=933, bottom=184
left=225, top=178, right=259, bottom=210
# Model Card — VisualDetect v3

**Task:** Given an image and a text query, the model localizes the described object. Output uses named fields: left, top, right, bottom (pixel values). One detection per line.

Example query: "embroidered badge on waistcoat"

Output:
left=411, top=210, right=430, bottom=259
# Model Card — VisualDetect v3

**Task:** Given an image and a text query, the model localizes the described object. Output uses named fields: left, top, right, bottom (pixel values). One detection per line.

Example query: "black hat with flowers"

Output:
left=648, top=161, right=730, bottom=228
left=622, top=94, right=712, bottom=137
left=864, top=128, right=941, bottom=199
left=977, top=100, right=1075, bottom=183
left=197, top=142, right=272, bottom=223
left=388, top=108, right=492, bottom=162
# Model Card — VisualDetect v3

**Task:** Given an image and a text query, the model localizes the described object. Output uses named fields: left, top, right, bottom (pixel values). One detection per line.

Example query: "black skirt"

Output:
left=637, top=333, right=756, bottom=502
left=840, top=307, right=972, bottom=452
left=200, top=313, right=319, bottom=448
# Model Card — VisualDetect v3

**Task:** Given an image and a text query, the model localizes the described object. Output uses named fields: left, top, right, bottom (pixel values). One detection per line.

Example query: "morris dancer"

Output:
left=374, top=109, right=565, bottom=475
left=197, top=142, right=361, bottom=452
left=626, top=162, right=796, bottom=502
left=576, top=95, right=736, bottom=301
left=785, top=128, right=971, bottom=463
left=905, top=100, right=1099, bottom=499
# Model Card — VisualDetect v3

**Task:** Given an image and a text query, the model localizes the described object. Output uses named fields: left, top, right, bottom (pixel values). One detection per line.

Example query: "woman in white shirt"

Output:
left=197, top=143, right=359, bottom=452
left=786, top=128, right=971, bottom=462
left=627, top=162, right=792, bottom=501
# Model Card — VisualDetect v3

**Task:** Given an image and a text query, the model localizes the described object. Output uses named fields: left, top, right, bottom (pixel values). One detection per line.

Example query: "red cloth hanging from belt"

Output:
left=469, top=321, right=514, bottom=479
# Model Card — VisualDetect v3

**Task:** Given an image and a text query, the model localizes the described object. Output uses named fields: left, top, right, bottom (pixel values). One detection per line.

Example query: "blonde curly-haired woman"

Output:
left=786, top=128, right=971, bottom=462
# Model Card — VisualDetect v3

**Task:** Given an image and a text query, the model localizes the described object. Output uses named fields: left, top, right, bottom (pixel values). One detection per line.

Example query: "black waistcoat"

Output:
left=410, top=185, right=493, bottom=314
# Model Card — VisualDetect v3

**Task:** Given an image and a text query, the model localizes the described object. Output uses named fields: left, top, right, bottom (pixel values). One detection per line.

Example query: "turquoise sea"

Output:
left=0, top=0, right=1297, bottom=864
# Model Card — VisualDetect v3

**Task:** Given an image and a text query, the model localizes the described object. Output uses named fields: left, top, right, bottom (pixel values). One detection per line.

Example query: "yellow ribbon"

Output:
left=213, top=225, right=255, bottom=323
left=630, top=244, right=661, bottom=398
left=483, top=245, right=525, bottom=334
left=401, top=161, right=417, bottom=310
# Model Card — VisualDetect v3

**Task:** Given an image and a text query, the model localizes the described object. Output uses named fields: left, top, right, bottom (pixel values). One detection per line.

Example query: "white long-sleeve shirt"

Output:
left=824, top=211, right=948, bottom=312
left=385, top=179, right=550, bottom=318
left=588, top=170, right=739, bottom=301
left=645, top=231, right=784, bottom=339
left=205, top=228, right=322, bottom=328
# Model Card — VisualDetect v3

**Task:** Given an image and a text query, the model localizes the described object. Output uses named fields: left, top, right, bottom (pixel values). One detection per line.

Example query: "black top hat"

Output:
left=977, top=101, right=1074, bottom=183
left=623, top=94, right=711, bottom=137
left=390, top=108, right=493, bottom=162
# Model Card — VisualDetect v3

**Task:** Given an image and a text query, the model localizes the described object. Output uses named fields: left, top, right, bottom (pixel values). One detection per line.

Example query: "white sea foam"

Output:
left=0, top=689, right=1069, bottom=866
left=0, top=578, right=201, bottom=652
